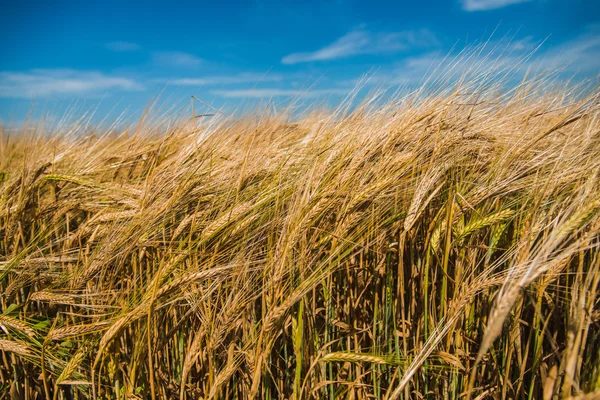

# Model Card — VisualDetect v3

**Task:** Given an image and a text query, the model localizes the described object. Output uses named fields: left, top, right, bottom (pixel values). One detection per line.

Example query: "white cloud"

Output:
left=212, top=88, right=349, bottom=98
left=344, top=28, right=600, bottom=89
left=461, top=0, right=532, bottom=11
left=152, top=51, right=204, bottom=68
left=339, top=52, right=444, bottom=88
left=105, top=41, right=141, bottom=52
left=534, top=30, right=600, bottom=73
left=0, top=69, right=143, bottom=98
left=162, top=73, right=284, bottom=86
left=281, top=28, right=439, bottom=64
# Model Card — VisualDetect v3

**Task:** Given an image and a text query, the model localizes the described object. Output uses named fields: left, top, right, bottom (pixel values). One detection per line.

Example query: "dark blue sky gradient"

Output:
left=1, top=0, right=598, bottom=123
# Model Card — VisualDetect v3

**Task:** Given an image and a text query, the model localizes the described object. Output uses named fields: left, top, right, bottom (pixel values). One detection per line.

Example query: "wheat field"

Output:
left=1, top=62, right=600, bottom=399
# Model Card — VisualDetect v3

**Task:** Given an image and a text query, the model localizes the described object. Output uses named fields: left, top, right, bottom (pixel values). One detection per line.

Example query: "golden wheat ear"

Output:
left=2, top=59, right=600, bottom=399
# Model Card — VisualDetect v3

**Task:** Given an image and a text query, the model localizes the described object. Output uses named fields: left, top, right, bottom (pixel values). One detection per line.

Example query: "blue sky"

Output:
left=1, top=0, right=599, bottom=124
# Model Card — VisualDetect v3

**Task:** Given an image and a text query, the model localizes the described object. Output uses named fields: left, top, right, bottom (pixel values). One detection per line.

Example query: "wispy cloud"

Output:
left=281, top=28, right=439, bottom=65
left=461, top=0, right=532, bottom=12
left=161, top=73, right=284, bottom=86
left=344, top=27, right=600, bottom=89
left=352, top=48, right=531, bottom=88
left=152, top=51, right=204, bottom=68
left=212, top=88, right=349, bottom=98
left=0, top=69, right=143, bottom=98
left=534, top=28, right=600, bottom=73
left=105, top=41, right=141, bottom=52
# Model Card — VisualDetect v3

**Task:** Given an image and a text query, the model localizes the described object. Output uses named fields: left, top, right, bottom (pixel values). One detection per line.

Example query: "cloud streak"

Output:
left=461, top=0, right=532, bottom=11
left=344, top=28, right=600, bottom=89
left=152, top=51, right=204, bottom=68
left=281, top=28, right=438, bottom=64
left=162, top=73, right=284, bottom=86
left=212, top=88, right=349, bottom=98
left=533, top=29, right=600, bottom=73
left=0, top=69, right=143, bottom=98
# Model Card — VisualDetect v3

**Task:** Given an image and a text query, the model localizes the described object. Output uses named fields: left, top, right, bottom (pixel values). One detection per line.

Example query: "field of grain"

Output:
left=1, top=68, right=600, bottom=399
